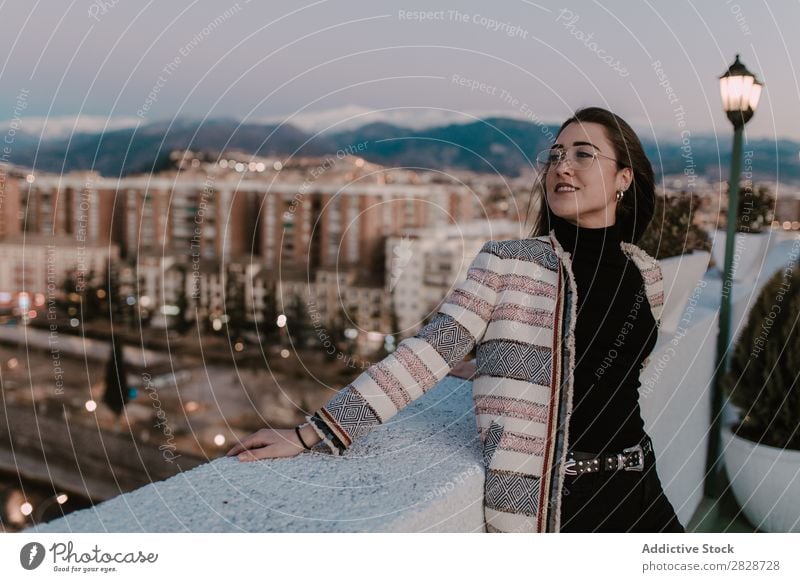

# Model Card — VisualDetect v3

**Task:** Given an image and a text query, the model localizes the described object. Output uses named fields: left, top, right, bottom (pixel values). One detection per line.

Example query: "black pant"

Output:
left=559, top=449, right=685, bottom=533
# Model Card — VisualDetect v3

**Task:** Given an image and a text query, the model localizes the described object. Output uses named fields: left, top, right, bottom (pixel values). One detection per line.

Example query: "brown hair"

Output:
left=525, top=107, right=655, bottom=244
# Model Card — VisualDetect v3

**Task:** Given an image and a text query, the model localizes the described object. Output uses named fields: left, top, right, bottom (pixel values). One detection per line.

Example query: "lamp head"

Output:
left=719, top=54, right=763, bottom=128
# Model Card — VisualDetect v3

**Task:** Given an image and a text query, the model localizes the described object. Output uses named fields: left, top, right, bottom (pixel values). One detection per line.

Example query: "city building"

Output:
left=387, top=219, right=526, bottom=337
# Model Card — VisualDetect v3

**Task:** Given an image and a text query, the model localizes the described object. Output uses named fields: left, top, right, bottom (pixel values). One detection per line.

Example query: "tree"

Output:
left=320, top=303, right=348, bottom=362
left=736, top=184, right=775, bottom=234
left=105, top=260, right=127, bottom=328
left=102, top=337, right=129, bottom=416
left=260, top=282, right=280, bottom=343
left=286, top=294, right=312, bottom=348
left=60, top=267, right=81, bottom=319
left=635, top=192, right=712, bottom=261
left=174, top=266, right=191, bottom=335
left=81, top=269, right=103, bottom=320
left=224, top=267, right=245, bottom=340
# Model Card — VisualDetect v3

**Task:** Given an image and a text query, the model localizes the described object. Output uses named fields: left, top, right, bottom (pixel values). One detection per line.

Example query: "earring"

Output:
left=616, top=190, right=624, bottom=202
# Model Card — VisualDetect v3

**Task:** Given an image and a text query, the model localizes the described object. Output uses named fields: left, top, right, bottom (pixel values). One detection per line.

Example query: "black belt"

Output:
left=564, top=435, right=653, bottom=476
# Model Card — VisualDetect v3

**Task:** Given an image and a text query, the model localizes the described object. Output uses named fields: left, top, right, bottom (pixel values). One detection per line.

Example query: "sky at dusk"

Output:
left=0, top=0, right=797, bottom=141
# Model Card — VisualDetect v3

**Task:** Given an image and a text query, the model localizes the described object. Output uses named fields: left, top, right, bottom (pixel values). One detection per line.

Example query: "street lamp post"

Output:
left=707, top=54, right=763, bottom=497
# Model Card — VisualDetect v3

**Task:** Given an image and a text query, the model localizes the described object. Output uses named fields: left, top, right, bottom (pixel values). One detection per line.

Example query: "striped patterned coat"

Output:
left=306, top=230, right=665, bottom=533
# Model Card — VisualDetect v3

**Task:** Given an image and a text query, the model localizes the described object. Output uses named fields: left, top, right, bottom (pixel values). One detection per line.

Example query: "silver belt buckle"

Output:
left=564, top=457, right=577, bottom=476
left=621, top=444, right=644, bottom=471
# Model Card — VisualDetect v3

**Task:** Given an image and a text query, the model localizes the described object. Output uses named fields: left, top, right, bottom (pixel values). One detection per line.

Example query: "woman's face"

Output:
left=544, top=121, right=632, bottom=228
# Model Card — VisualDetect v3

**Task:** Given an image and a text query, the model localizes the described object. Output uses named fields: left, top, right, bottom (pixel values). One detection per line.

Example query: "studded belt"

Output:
left=564, top=435, right=653, bottom=476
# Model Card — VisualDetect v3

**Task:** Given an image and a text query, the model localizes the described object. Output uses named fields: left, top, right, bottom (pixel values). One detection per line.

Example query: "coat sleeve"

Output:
left=305, top=241, right=503, bottom=455
left=639, top=258, right=665, bottom=373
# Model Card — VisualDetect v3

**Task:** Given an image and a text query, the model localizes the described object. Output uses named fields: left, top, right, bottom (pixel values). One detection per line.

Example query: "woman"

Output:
left=226, top=107, right=685, bottom=533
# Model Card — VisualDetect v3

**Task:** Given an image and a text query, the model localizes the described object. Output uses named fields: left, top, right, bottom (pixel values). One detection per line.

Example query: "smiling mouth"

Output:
left=554, top=183, right=578, bottom=193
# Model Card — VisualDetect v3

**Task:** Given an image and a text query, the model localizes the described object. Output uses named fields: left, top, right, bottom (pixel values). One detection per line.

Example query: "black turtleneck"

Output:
left=551, top=214, right=658, bottom=453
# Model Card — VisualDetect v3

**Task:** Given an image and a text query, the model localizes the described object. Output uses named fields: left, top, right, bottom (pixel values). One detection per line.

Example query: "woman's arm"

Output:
left=227, top=240, right=503, bottom=461
left=306, top=240, right=502, bottom=455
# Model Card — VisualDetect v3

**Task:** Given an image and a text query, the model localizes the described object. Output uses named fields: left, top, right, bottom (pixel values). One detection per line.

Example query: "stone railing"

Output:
left=29, top=374, right=487, bottom=532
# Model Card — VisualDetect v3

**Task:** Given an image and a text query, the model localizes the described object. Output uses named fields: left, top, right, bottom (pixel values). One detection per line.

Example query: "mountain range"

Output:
left=2, top=116, right=797, bottom=182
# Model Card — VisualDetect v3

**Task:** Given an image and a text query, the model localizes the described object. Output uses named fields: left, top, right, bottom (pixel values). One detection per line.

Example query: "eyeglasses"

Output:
left=535, top=146, right=619, bottom=171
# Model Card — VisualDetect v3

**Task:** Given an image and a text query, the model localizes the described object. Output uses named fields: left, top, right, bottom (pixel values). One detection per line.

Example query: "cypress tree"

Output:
left=102, top=338, right=129, bottom=416
left=724, top=263, right=800, bottom=450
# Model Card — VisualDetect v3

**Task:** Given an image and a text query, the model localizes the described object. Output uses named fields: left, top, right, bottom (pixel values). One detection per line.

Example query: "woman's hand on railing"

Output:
left=225, top=425, right=321, bottom=462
